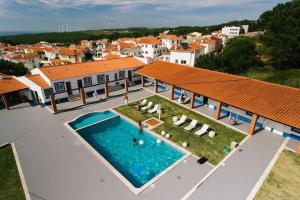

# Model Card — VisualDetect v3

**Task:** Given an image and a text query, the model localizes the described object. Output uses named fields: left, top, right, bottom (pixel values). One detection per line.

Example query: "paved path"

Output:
left=187, top=131, right=285, bottom=200
left=0, top=89, right=213, bottom=200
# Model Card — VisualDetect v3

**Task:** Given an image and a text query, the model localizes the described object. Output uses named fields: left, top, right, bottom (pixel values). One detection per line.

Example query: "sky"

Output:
left=0, top=0, right=289, bottom=32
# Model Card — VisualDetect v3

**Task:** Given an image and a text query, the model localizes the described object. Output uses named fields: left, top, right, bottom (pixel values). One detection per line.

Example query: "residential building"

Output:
left=162, top=43, right=205, bottom=66
left=221, top=25, right=249, bottom=38
left=26, top=57, right=145, bottom=104
left=137, top=36, right=167, bottom=59
left=161, top=35, right=184, bottom=49
left=58, top=48, right=83, bottom=63
left=11, top=53, right=40, bottom=69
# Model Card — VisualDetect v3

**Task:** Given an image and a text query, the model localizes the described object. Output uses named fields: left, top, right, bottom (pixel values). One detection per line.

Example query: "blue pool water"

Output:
left=74, top=112, right=184, bottom=188
left=69, top=110, right=117, bottom=129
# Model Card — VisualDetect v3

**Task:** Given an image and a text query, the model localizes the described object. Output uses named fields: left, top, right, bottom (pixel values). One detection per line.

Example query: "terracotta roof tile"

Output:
left=136, top=61, right=300, bottom=129
left=103, top=53, right=121, bottom=60
left=39, top=57, right=144, bottom=81
left=58, top=48, right=82, bottom=56
left=0, top=77, right=28, bottom=95
left=170, top=43, right=205, bottom=52
left=26, top=74, right=50, bottom=89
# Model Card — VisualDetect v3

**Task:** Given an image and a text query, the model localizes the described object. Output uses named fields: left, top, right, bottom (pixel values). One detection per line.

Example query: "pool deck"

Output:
left=0, top=86, right=288, bottom=200
left=0, top=88, right=213, bottom=200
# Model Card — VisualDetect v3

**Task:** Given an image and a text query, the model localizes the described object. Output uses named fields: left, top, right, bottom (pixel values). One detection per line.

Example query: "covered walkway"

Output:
left=136, top=61, right=300, bottom=140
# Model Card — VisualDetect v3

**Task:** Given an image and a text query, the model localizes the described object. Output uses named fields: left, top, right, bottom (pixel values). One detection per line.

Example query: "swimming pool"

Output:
left=69, top=110, right=117, bottom=129
left=68, top=110, right=185, bottom=192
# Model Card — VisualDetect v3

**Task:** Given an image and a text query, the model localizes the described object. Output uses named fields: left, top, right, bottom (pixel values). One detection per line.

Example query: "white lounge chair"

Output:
left=195, top=124, right=209, bottom=136
left=141, top=102, right=153, bottom=110
left=174, top=115, right=187, bottom=126
left=184, top=119, right=198, bottom=131
left=140, top=99, right=147, bottom=106
left=148, top=104, right=159, bottom=113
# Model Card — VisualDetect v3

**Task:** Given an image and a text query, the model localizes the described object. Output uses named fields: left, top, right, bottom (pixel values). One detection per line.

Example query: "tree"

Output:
left=258, top=0, right=300, bottom=69
left=0, top=60, right=28, bottom=76
left=196, top=36, right=261, bottom=74
left=82, top=48, right=94, bottom=62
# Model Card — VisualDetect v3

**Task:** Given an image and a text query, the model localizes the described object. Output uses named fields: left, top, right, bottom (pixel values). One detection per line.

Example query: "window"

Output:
left=97, top=74, right=105, bottom=83
left=83, top=77, right=92, bottom=86
left=145, top=51, right=148, bottom=54
left=175, top=59, right=178, bottom=64
left=119, top=71, right=125, bottom=80
left=222, top=103, right=229, bottom=107
left=181, top=60, right=186, bottom=64
left=291, top=127, right=300, bottom=133
left=54, top=82, right=65, bottom=92
left=246, top=111, right=253, bottom=116
left=105, top=75, right=110, bottom=82
left=44, top=89, right=52, bottom=99
left=145, top=45, right=148, bottom=48
left=114, top=73, right=118, bottom=81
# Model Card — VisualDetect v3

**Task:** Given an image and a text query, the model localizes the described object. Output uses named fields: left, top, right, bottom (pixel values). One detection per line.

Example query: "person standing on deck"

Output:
left=124, top=94, right=128, bottom=106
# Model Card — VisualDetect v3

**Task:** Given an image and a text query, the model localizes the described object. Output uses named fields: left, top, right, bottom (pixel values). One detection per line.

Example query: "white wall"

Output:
left=169, top=50, right=204, bottom=67
left=139, top=44, right=167, bottom=59
left=16, top=76, right=47, bottom=103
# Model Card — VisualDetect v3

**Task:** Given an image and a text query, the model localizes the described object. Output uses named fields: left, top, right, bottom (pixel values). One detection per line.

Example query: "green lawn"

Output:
left=114, top=95, right=246, bottom=165
left=255, top=150, right=300, bottom=200
left=242, top=68, right=300, bottom=88
left=0, top=145, right=25, bottom=200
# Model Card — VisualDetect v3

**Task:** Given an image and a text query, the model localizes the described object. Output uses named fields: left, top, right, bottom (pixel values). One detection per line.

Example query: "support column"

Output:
left=215, top=101, right=222, bottom=120
left=105, top=81, right=109, bottom=98
left=141, top=76, right=145, bottom=88
left=248, top=114, right=258, bottom=135
left=190, top=92, right=195, bottom=109
left=155, top=79, right=158, bottom=93
left=1, top=94, right=9, bottom=110
left=80, top=87, right=86, bottom=105
left=50, top=93, right=57, bottom=113
left=124, top=78, right=129, bottom=93
left=170, top=85, right=174, bottom=100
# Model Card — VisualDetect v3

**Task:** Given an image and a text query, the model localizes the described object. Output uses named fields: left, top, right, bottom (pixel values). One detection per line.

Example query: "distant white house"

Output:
left=161, top=43, right=205, bottom=67
left=137, top=37, right=167, bottom=59
left=161, top=35, right=184, bottom=49
left=221, top=25, right=249, bottom=38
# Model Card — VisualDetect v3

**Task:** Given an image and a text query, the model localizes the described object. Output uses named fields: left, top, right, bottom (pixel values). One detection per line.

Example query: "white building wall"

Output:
left=16, top=76, right=47, bottom=103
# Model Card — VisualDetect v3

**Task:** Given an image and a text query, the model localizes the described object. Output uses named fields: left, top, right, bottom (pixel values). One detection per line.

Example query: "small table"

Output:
left=208, top=131, right=216, bottom=138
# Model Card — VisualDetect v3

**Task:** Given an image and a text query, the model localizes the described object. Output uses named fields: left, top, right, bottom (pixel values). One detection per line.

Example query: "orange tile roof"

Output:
left=58, top=48, right=82, bottom=56
left=103, top=53, right=121, bottom=60
left=136, top=61, right=300, bottom=129
left=170, top=43, right=205, bottom=52
left=118, top=42, right=137, bottom=49
left=50, top=59, right=71, bottom=65
left=39, top=57, right=144, bottom=81
left=165, top=34, right=184, bottom=41
left=26, top=74, right=50, bottom=89
left=13, top=53, right=39, bottom=59
left=0, top=77, right=28, bottom=95
left=138, top=36, right=161, bottom=45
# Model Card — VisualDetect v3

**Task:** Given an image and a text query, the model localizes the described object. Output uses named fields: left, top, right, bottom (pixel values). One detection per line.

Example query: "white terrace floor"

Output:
left=0, top=86, right=285, bottom=200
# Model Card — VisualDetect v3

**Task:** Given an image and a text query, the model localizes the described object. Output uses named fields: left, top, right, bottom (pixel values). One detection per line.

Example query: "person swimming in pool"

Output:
left=133, top=138, right=138, bottom=145
left=138, top=121, right=143, bottom=133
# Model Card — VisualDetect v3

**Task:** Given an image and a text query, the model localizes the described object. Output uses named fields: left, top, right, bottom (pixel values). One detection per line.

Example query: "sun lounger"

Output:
left=148, top=104, right=159, bottom=113
left=184, top=119, right=198, bottom=131
left=140, top=99, right=147, bottom=106
left=141, top=102, right=153, bottom=110
left=174, top=115, right=187, bottom=126
left=195, top=124, right=209, bottom=136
